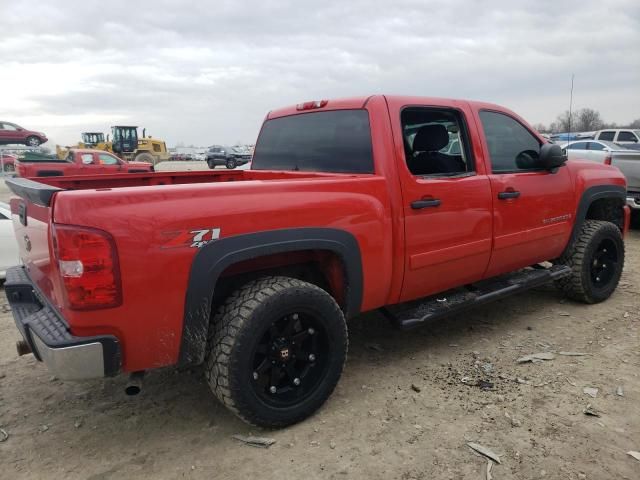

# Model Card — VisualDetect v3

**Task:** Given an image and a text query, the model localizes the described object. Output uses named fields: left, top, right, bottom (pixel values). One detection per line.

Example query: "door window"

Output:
left=400, top=107, right=473, bottom=176
left=598, top=131, right=615, bottom=141
left=80, top=154, right=95, bottom=165
left=1, top=123, right=18, bottom=131
left=478, top=111, right=541, bottom=173
left=98, top=153, right=119, bottom=165
left=568, top=142, right=589, bottom=150
left=617, top=131, right=638, bottom=142
left=587, top=142, right=605, bottom=151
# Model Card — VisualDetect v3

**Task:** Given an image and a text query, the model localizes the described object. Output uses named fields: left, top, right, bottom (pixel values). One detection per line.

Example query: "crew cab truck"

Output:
left=5, top=96, right=630, bottom=428
left=15, top=148, right=153, bottom=177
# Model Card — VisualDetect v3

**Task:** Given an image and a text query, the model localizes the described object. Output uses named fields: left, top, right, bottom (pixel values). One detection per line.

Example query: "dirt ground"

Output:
left=1, top=179, right=639, bottom=479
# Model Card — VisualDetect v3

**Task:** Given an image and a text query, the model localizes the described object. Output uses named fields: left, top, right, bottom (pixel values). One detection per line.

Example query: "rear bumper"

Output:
left=4, top=266, right=121, bottom=380
left=627, top=194, right=640, bottom=210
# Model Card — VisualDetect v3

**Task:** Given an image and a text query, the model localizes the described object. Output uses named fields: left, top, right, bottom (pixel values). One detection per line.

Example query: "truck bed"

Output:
left=14, top=169, right=354, bottom=202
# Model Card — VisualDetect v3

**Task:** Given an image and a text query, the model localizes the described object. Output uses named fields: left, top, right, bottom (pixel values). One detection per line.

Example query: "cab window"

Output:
left=400, top=107, right=473, bottom=176
left=479, top=111, right=541, bottom=173
left=80, top=154, right=95, bottom=165
left=98, top=153, right=119, bottom=165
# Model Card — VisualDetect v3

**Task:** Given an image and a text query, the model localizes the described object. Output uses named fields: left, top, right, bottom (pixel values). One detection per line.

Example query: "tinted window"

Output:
left=588, top=142, right=605, bottom=151
left=98, top=153, right=119, bottom=165
left=568, top=142, right=589, bottom=150
left=479, top=111, right=541, bottom=172
left=252, top=110, right=374, bottom=173
left=618, top=131, right=638, bottom=142
left=0, top=211, right=8, bottom=220
left=401, top=107, right=473, bottom=176
left=598, top=131, right=615, bottom=141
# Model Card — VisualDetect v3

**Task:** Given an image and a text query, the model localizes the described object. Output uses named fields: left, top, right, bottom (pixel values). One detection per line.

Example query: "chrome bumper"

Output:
left=627, top=195, right=640, bottom=210
left=5, top=266, right=120, bottom=380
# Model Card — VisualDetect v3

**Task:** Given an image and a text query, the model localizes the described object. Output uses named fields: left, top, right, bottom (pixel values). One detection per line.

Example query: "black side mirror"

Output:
left=538, top=143, right=567, bottom=170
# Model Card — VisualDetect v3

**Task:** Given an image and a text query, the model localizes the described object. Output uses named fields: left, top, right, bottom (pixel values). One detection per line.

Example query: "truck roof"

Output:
left=266, top=95, right=517, bottom=120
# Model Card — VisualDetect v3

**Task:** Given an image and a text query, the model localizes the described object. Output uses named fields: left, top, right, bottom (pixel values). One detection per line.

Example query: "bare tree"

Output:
left=629, top=118, right=640, bottom=129
left=554, top=111, right=576, bottom=132
left=532, top=123, right=547, bottom=133
left=575, top=108, right=603, bottom=131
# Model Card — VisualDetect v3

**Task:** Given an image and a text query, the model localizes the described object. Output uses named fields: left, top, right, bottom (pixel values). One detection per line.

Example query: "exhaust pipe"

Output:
left=125, top=371, right=145, bottom=396
left=16, top=340, right=32, bottom=356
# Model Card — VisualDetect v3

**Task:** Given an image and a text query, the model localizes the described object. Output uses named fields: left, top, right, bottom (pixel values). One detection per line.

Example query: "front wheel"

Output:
left=555, top=220, right=624, bottom=303
left=204, top=276, right=348, bottom=428
left=225, top=158, right=236, bottom=169
left=25, top=136, right=41, bottom=147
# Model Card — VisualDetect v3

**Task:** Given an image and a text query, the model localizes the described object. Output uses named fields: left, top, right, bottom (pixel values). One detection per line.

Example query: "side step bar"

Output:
left=382, top=265, right=571, bottom=330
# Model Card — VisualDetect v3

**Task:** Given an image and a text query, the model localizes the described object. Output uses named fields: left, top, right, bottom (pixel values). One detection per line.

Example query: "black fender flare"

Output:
left=177, top=227, right=363, bottom=366
left=563, top=184, right=627, bottom=255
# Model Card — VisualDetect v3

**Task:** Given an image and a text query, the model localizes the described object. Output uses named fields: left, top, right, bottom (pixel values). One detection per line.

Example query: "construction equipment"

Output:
left=111, top=126, right=170, bottom=165
left=80, top=132, right=110, bottom=150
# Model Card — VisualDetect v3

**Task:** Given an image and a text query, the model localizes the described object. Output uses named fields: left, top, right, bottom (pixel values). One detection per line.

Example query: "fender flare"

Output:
left=563, top=184, right=626, bottom=254
left=177, top=227, right=363, bottom=366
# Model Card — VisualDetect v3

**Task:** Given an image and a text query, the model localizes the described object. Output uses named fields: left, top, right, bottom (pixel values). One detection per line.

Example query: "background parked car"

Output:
left=0, top=122, right=48, bottom=147
left=561, top=139, right=629, bottom=164
left=0, top=153, right=17, bottom=173
left=205, top=145, right=251, bottom=169
left=0, top=202, right=20, bottom=280
left=593, top=129, right=640, bottom=150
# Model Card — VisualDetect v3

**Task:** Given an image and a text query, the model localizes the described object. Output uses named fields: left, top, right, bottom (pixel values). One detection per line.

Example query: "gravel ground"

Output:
left=0, top=179, right=639, bottom=479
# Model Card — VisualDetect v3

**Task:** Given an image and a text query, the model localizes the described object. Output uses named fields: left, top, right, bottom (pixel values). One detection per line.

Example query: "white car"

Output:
left=0, top=202, right=20, bottom=280
left=561, top=139, right=629, bottom=164
left=593, top=129, right=640, bottom=149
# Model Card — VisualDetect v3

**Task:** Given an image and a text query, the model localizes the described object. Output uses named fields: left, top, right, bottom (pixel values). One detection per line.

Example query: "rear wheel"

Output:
left=25, top=136, right=41, bottom=147
left=555, top=220, right=624, bottom=303
left=226, top=158, right=237, bottom=169
left=204, top=276, right=348, bottom=428
left=3, top=163, right=14, bottom=173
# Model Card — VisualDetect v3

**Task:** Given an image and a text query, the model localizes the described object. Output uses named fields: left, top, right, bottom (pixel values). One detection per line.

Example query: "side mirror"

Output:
left=538, top=143, right=567, bottom=170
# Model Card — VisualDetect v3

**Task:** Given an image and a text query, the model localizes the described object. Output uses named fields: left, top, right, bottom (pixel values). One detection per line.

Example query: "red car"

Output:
left=0, top=121, right=48, bottom=147
left=5, top=95, right=630, bottom=428
left=0, top=153, right=17, bottom=172
left=15, top=148, right=154, bottom=177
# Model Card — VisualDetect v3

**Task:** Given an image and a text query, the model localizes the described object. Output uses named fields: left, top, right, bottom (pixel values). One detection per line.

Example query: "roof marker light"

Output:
left=296, top=100, right=328, bottom=111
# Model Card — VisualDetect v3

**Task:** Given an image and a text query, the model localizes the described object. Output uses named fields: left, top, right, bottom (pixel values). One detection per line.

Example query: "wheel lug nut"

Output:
left=308, top=354, right=316, bottom=361
left=596, top=277, right=600, bottom=281
left=292, top=313, right=299, bottom=320
left=253, top=372, right=258, bottom=380
left=269, top=386, right=277, bottom=394
left=308, top=328, right=315, bottom=335
left=293, top=378, right=301, bottom=386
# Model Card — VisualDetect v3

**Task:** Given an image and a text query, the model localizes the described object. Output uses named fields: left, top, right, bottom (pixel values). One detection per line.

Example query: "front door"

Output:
left=393, top=104, right=494, bottom=302
left=476, top=110, right=574, bottom=278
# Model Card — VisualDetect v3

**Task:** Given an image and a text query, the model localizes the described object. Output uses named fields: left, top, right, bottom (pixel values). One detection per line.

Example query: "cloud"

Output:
left=0, top=0, right=638, bottom=146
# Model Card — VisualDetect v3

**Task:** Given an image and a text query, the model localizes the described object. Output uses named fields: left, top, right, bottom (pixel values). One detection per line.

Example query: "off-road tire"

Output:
left=225, top=158, right=236, bottom=169
left=134, top=152, right=155, bottom=164
left=25, top=136, right=41, bottom=147
left=555, top=220, right=624, bottom=303
left=204, top=276, right=348, bottom=428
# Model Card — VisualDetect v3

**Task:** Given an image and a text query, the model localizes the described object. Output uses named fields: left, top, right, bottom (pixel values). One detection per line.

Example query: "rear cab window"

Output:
left=598, top=131, right=615, bottom=141
left=251, top=110, right=374, bottom=173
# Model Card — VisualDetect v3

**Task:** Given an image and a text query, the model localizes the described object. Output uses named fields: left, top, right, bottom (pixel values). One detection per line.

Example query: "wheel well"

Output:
left=586, top=197, right=625, bottom=231
left=212, top=250, right=348, bottom=313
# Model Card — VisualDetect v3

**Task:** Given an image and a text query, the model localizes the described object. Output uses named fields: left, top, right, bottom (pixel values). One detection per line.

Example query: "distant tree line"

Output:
left=532, top=108, right=640, bottom=133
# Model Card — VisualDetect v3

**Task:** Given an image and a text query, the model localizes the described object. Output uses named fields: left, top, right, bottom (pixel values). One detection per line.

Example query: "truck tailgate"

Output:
left=6, top=177, right=64, bottom=307
left=612, top=151, right=640, bottom=192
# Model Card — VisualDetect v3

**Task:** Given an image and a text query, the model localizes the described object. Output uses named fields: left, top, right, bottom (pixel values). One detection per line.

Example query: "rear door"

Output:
left=476, top=110, right=574, bottom=277
left=386, top=100, right=494, bottom=302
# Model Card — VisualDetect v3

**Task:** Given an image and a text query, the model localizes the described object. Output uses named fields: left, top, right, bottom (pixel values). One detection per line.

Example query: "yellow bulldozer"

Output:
left=56, top=127, right=170, bottom=165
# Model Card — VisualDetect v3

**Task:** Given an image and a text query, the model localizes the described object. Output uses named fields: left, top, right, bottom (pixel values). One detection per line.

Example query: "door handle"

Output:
left=498, top=190, right=520, bottom=200
left=411, top=199, right=441, bottom=209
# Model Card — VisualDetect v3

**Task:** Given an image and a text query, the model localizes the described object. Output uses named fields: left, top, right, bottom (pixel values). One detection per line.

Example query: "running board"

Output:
left=382, top=265, right=571, bottom=330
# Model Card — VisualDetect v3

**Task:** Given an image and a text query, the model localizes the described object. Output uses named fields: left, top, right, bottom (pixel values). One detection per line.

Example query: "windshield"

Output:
left=252, top=110, right=374, bottom=173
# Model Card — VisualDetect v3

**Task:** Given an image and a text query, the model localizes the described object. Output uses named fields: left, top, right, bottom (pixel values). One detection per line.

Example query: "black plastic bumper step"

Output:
left=383, top=265, right=571, bottom=330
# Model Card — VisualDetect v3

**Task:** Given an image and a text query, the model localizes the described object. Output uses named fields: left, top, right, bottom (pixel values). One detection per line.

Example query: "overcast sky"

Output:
left=1, top=0, right=638, bottom=147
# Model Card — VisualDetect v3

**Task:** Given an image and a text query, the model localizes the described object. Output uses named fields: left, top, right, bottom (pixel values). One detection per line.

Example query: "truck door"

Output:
left=390, top=103, right=494, bottom=302
left=475, top=110, right=574, bottom=277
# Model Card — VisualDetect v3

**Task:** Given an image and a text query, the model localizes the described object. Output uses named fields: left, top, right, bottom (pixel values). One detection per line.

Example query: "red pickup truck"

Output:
left=15, top=148, right=153, bottom=177
left=5, top=95, right=630, bottom=428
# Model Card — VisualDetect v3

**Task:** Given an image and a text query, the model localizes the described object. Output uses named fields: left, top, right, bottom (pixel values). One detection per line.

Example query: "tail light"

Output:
left=604, top=155, right=612, bottom=165
left=52, top=224, right=122, bottom=310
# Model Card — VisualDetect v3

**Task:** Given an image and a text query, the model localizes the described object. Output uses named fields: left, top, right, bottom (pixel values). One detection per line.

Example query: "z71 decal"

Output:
left=162, top=228, right=221, bottom=249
